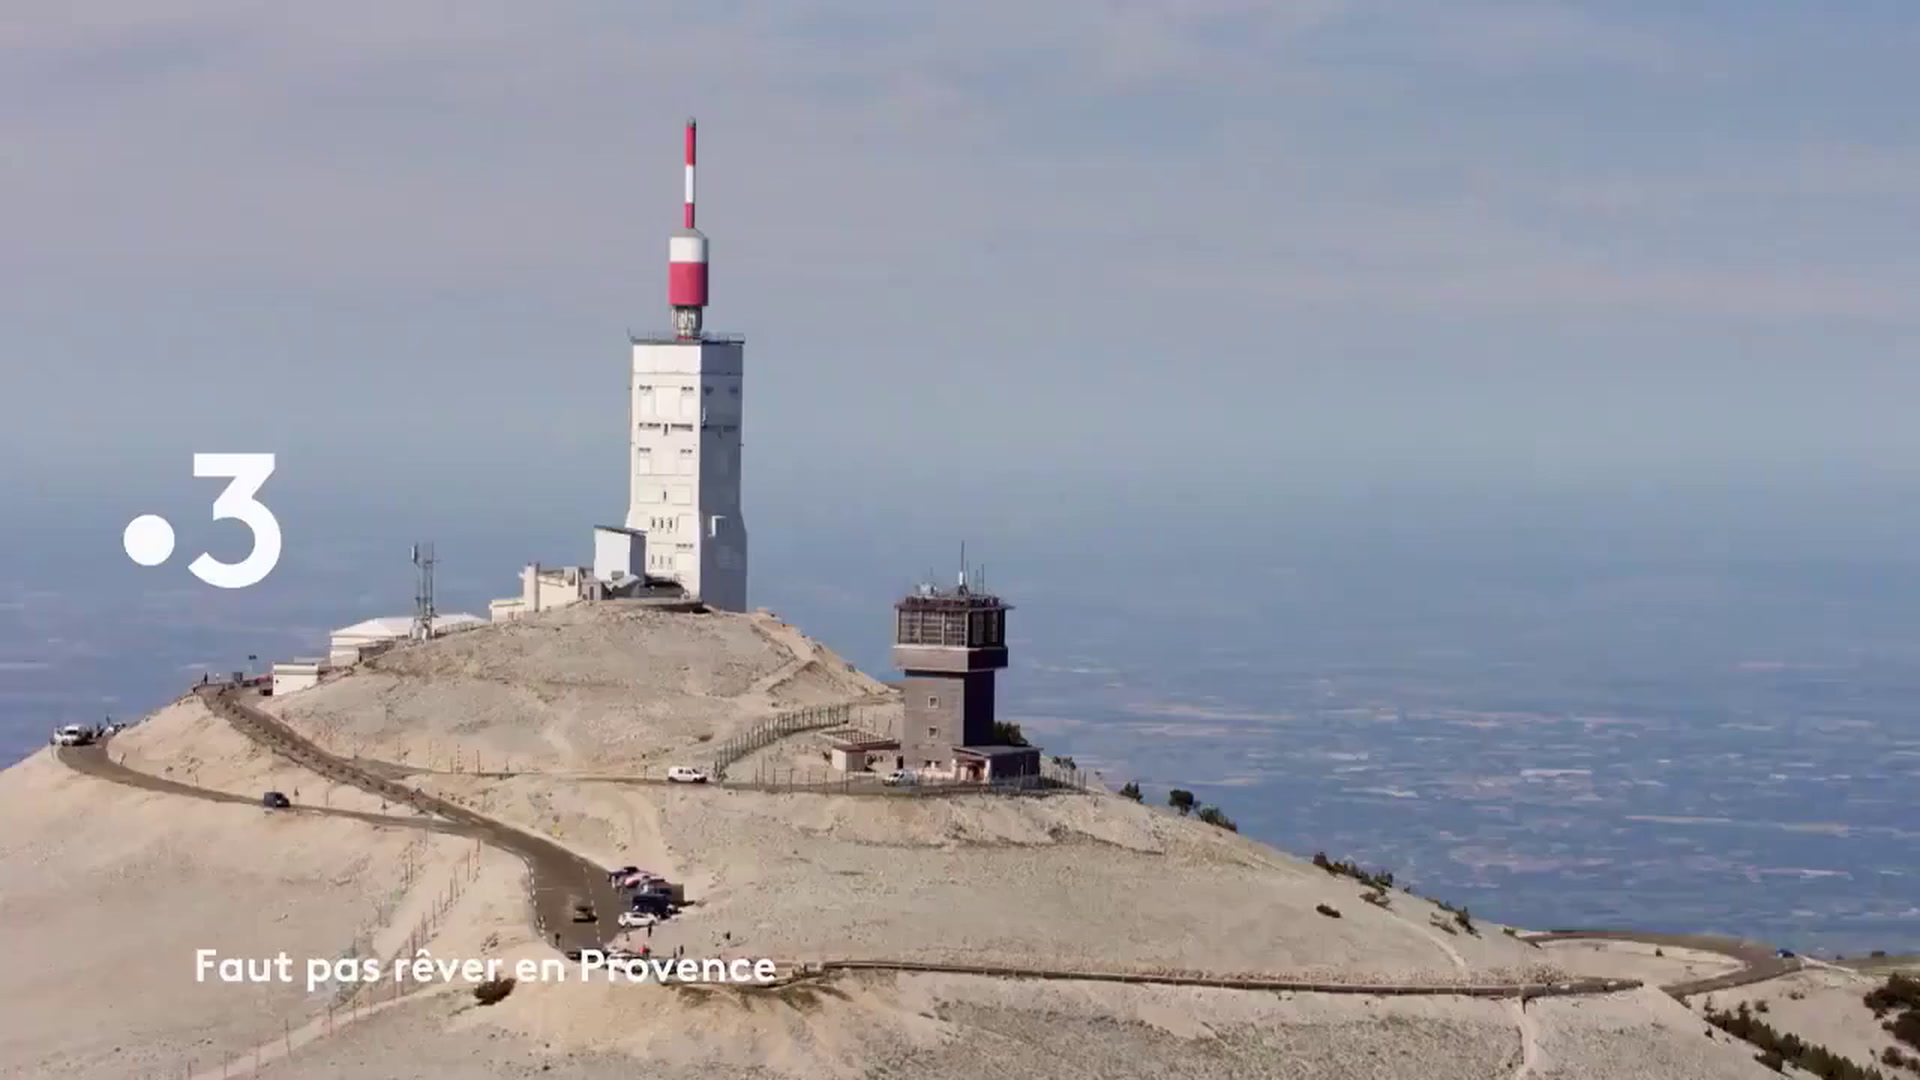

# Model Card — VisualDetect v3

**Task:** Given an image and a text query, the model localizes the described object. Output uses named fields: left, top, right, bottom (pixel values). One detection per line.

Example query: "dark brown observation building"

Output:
left=891, top=579, right=1038, bottom=781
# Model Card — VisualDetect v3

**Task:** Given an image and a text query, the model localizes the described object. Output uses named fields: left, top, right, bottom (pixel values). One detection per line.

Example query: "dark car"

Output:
left=570, top=899, right=597, bottom=923
left=262, top=791, right=292, bottom=809
left=628, top=894, right=674, bottom=918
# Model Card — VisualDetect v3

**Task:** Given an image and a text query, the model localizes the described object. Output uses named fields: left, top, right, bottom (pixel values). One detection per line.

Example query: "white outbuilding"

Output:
left=328, top=613, right=485, bottom=665
left=271, top=658, right=330, bottom=695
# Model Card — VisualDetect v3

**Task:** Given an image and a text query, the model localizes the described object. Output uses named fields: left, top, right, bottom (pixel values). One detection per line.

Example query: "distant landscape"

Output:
left=6, top=486, right=1917, bottom=958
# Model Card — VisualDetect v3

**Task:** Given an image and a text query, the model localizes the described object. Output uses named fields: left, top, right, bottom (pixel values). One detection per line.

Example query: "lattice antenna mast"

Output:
left=411, top=542, right=437, bottom=640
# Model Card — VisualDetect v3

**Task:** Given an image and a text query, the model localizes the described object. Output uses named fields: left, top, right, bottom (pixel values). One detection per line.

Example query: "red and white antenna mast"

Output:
left=668, top=118, right=709, bottom=340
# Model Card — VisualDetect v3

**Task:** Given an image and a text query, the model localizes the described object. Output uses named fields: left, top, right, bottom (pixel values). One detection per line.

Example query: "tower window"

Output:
left=927, top=726, right=938, bottom=737
left=927, top=696, right=939, bottom=708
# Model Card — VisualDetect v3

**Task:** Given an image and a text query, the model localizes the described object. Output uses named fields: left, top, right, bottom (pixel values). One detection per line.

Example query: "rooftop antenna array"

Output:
left=411, top=542, right=436, bottom=641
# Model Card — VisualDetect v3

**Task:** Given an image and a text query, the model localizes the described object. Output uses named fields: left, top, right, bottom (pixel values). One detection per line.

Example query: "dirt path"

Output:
left=57, top=743, right=462, bottom=834
left=1520, top=931, right=1801, bottom=996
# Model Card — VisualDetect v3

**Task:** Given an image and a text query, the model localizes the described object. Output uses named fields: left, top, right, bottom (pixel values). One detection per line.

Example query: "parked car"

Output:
left=665, top=766, right=709, bottom=784
left=570, top=899, right=597, bottom=923
left=1776, top=949, right=1796, bottom=959
left=632, top=891, right=676, bottom=912
left=262, top=791, right=292, bottom=809
left=616, top=872, right=660, bottom=891
left=618, top=911, right=659, bottom=929
left=51, top=725, right=94, bottom=747
left=881, top=769, right=914, bottom=786
left=606, top=865, right=640, bottom=885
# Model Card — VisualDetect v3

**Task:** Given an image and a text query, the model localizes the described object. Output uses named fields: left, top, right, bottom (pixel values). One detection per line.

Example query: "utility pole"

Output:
left=411, top=542, right=436, bottom=641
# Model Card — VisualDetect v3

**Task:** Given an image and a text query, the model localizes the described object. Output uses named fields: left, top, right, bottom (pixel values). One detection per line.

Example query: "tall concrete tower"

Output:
left=625, top=118, right=749, bottom=611
left=892, top=571, right=1036, bottom=781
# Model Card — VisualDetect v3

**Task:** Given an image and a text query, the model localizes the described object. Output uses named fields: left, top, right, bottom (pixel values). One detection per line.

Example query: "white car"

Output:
left=617, top=911, right=659, bottom=929
left=881, top=770, right=913, bottom=786
left=52, top=725, right=92, bottom=747
left=665, top=766, right=709, bottom=784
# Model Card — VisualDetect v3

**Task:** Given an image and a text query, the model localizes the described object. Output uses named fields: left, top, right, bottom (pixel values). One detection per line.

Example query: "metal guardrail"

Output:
left=708, top=703, right=851, bottom=778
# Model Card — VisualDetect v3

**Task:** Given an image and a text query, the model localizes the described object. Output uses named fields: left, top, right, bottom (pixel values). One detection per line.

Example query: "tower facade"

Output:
left=891, top=578, right=1018, bottom=776
left=624, top=119, right=749, bottom=611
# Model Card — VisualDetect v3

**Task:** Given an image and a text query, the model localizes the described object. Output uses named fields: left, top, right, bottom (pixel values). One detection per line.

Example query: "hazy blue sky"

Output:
left=3, top=1, right=1917, bottom=532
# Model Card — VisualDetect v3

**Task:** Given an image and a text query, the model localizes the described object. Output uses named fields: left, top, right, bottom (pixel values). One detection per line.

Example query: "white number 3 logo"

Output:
left=188, top=453, right=283, bottom=590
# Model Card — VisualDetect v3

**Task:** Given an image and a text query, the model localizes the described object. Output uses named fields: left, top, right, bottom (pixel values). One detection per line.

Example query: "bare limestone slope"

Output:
left=268, top=603, right=887, bottom=771
left=0, top=745, right=472, bottom=1080
left=421, top=769, right=1555, bottom=983
left=0, top=609, right=1795, bottom=1078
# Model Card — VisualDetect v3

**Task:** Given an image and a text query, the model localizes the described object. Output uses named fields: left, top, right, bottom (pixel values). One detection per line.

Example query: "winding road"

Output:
left=51, top=684, right=1808, bottom=1010
left=122, top=686, right=621, bottom=952
left=1520, top=930, right=1802, bottom=997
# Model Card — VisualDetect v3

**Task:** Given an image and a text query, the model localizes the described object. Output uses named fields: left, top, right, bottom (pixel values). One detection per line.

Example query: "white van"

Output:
left=665, top=766, right=709, bottom=784
left=52, top=725, right=92, bottom=747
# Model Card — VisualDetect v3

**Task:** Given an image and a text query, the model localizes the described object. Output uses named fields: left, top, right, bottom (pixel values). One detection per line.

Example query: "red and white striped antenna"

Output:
left=668, top=117, right=709, bottom=339
left=683, top=119, right=697, bottom=229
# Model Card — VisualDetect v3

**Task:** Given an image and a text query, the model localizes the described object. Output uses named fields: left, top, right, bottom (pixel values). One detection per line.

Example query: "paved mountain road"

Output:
left=63, top=687, right=626, bottom=954
left=1521, top=931, right=1802, bottom=997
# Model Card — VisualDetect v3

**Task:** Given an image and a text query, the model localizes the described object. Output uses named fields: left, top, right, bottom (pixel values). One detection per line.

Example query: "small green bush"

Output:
left=474, top=977, right=516, bottom=1006
left=1195, top=805, right=1238, bottom=831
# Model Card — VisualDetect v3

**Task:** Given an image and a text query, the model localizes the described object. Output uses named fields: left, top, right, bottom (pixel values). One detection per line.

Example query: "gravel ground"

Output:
left=243, top=969, right=1791, bottom=1080
left=1535, top=939, right=1744, bottom=986
left=248, top=971, right=1525, bottom=1080
left=0, top=607, right=1820, bottom=1078
left=0, top=750, right=471, bottom=1080
left=1701, top=965, right=1907, bottom=1077
left=418, top=772, right=1559, bottom=984
left=268, top=604, right=884, bottom=772
left=1528, top=990, right=1787, bottom=1079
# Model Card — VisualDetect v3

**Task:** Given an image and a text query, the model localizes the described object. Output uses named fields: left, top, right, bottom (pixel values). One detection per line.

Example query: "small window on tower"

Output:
left=927, top=726, right=938, bottom=737
left=927, top=696, right=939, bottom=708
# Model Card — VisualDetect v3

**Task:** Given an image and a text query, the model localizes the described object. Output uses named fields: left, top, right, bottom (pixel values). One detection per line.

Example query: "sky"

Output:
left=3, top=1, right=1918, bottom=535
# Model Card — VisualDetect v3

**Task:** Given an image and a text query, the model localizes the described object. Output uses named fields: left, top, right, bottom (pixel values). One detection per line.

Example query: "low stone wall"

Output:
left=805, top=959, right=1640, bottom=999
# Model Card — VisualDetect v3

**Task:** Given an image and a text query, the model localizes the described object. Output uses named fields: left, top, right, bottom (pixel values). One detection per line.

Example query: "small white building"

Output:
left=271, top=658, right=331, bottom=695
left=818, top=729, right=903, bottom=774
left=593, top=525, right=646, bottom=584
left=328, top=613, right=485, bottom=664
left=488, top=564, right=608, bottom=622
left=489, top=526, right=688, bottom=623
